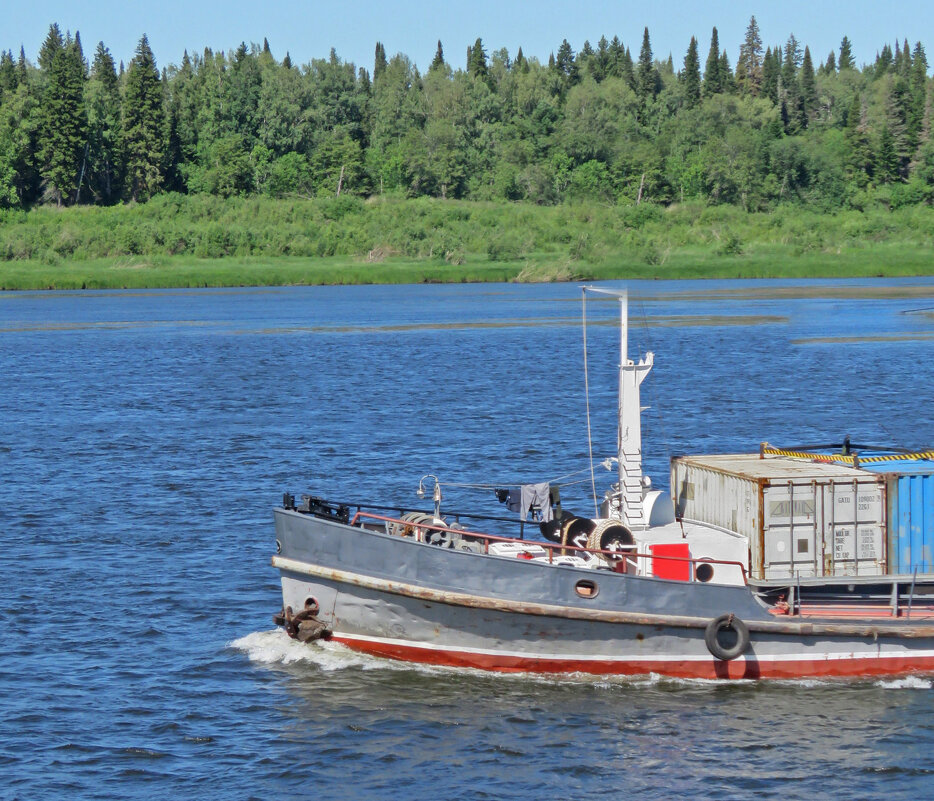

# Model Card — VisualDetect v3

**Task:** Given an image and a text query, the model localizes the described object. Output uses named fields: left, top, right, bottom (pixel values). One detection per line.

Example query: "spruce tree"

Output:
left=621, top=47, right=635, bottom=90
left=373, top=42, right=387, bottom=81
left=800, top=46, right=817, bottom=126
left=38, top=23, right=64, bottom=72
left=0, top=51, right=16, bottom=100
left=636, top=27, right=658, bottom=113
left=683, top=36, right=701, bottom=107
left=909, top=42, right=928, bottom=141
left=16, top=46, right=28, bottom=84
left=719, top=50, right=734, bottom=93
left=838, top=36, right=855, bottom=70
left=876, top=44, right=893, bottom=75
left=761, top=46, right=779, bottom=102
left=556, top=39, right=578, bottom=84
left=845, top=94, right=873, bottom=186
left=123, top=34, right=165, bottom=201
left=467, top=37, right=488, bottom=81
left=429, top=40, right=445, bottom=72
left=593, top=36, right=609, bottom=81
left=607, top=36, right=623, bottom=78
left=876, top=126, right=900, bottom=182
left=86, top=41, right=123, bottom=203
left=738, top=16, right=763, bottom=95
left=703, top=27, right=722, bottom=96
left=282, top=52, right=292, bottom=69
left=781, top=38, right=802, bottom=134
left=38, top=35, right=88, bottom=205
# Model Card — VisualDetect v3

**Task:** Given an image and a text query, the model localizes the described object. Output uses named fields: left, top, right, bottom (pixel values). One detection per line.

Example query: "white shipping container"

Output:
left=671, top=454, right=886, bottom=580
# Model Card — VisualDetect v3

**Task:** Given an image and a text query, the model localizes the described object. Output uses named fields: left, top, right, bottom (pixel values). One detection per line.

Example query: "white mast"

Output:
left=584, top=287, right=653, bottom=529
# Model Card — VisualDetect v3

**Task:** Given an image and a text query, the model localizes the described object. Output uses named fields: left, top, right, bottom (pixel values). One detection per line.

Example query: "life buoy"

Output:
left=704, top=613, right=750, bottom=661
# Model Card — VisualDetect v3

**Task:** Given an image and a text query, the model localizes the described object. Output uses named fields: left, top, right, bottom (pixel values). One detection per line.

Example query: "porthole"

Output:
left=575, top=579, right=599, bottom=598
left=695, top=562, right=714, bottom=583
left=304, top=596, right=319, bottom=613
left=275, top=539, right=282, bottom=554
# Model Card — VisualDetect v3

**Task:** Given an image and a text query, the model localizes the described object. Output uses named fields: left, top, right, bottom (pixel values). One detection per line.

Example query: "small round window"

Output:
left=575, top=579, right=598, bottom=598
left=695, top=562, right=714, bottom=583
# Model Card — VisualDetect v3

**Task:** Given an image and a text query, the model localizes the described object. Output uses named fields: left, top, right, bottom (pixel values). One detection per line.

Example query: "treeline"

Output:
left=0, top=18, right=932, bottom=212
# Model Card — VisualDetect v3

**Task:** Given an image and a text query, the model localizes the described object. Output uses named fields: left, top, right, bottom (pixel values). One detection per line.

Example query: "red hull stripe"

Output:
left=331, top=634, right=934, bottom=680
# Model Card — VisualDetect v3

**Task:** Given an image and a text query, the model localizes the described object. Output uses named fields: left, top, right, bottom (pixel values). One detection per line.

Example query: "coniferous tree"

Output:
left=607, top=36, right=623, bottom=78
left=620, top=46, right=635, bottom=90
left=683, top=36, right=701, bottom=107
left=16, top=46, right=28, bottom=84
left=282, top=51, right=292, bottom=69
left=780, top=37, right=802, bottom=134
left=357, top=66, right=371, bottom=93
left=0, top=50, right=16, bottom=100
left=39, top=33, right=88, bottom=204
left=839, top=36, right=855, bottom=70
left=909, top=43, right=929, bottom=142
left=37, top=23, right=64, bottom=73
left=822, top=51, right=837, bottom=74
left=123, top=34, right=166, bottom=201
left=876, top=43, right=893, bottom=75
left=373, top=42, right=387, bottom=81
left=636, top=27, right=658, bottom=114
left=467, top=37, right=488, bottom=82
left=86, top=41, right=122, bottom=203
left=430, top=40, right=445, bottom=72
left=719, top=49, right=734, bottom=93
left=876, top=125, right=900, bottom=181
left=885, top=76, right=912, bottom=172
left=738, top=16, right=763, bottom=95
left=555, top=39, right=578, bottom=84
left=703, top=27, right=722, bottom=96
left=592, top=36, right=609, bottom=81
left=514, top=46, right=525, bottom=68
left=761, top=46, right=779, bottom=102
left=800, top=46, right=817, bottom=126
left=845, top=94, right=873, bottom=186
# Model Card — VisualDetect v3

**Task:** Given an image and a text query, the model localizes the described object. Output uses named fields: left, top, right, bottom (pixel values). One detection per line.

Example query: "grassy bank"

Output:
left=1, top=196, right=933, bottom=290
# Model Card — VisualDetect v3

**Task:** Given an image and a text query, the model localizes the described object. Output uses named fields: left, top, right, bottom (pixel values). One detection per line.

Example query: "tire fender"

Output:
left=704, top=613, right=750, bottom=661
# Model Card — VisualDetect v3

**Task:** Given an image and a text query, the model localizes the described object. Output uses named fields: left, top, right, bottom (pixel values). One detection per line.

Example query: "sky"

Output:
left=6, top=0, right=933, bottom=74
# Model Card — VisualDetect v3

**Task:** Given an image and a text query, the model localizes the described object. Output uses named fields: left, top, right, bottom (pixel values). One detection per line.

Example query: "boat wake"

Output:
left=874, top=676, right=934, bottom=690
left=230, top=629, right=389, bottom=671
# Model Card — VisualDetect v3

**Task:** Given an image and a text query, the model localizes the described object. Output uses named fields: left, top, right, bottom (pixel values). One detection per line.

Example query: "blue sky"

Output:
left=6, top=1, right=933, bottom=73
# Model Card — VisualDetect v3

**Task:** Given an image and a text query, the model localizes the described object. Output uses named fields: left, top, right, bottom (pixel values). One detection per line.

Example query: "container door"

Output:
left=892, top=474, right=934, bottom=574
left=762, top=482, right=820, bottom=579
left=824, top=479, right=885, bottom=576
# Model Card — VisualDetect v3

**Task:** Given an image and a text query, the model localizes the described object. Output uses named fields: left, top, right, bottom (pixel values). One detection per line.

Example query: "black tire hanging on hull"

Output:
left=704, top=613, right=750, bottom=661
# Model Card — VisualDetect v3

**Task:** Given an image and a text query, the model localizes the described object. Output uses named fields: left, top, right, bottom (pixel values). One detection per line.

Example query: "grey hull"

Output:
left=273, top=508, right=934, bottom=679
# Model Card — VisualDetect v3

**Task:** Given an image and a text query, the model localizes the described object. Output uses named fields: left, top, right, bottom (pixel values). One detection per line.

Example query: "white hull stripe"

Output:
left=334, top=631, right=934, bottom=665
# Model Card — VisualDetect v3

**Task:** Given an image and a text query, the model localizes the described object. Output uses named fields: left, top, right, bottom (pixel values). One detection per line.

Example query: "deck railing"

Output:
left=348, top=510, right=748, bottom=584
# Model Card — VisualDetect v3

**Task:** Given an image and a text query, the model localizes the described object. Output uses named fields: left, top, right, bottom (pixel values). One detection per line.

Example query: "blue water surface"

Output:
left=2, top=278, right=934, bottom=800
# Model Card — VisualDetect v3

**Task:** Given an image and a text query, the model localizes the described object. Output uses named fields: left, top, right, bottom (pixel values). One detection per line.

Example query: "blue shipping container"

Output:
left=858, top=458, right=934, bottom=575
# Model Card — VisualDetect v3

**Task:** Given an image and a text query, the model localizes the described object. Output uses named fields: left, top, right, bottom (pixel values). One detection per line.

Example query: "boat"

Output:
left=271, top=287, right=934, bottom=680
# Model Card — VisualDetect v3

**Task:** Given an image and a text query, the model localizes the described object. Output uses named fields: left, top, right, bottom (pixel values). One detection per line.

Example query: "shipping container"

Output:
left=671, top=454, right=887, bottom=581
left=854, top=457, right=934, bottom=576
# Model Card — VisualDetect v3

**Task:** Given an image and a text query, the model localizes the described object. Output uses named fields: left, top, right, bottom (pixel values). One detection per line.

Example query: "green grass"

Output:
left=1, top=196, right=933, bottom=290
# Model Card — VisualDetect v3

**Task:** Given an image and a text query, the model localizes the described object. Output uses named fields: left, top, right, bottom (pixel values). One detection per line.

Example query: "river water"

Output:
left=3, top=278, right=934, bottom=800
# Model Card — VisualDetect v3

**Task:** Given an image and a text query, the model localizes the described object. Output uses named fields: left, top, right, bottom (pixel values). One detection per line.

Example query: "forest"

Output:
left=1, top=18, right=932, bottom=212
left=0, top=19, right=933, bottom=288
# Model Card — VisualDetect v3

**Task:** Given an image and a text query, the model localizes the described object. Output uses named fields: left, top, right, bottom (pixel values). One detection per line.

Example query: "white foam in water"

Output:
left=875, top=676, right=934, bottom=690
left=230, top=629, right=378, bottom=670
left=230, top=629, right=457, bottom=674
